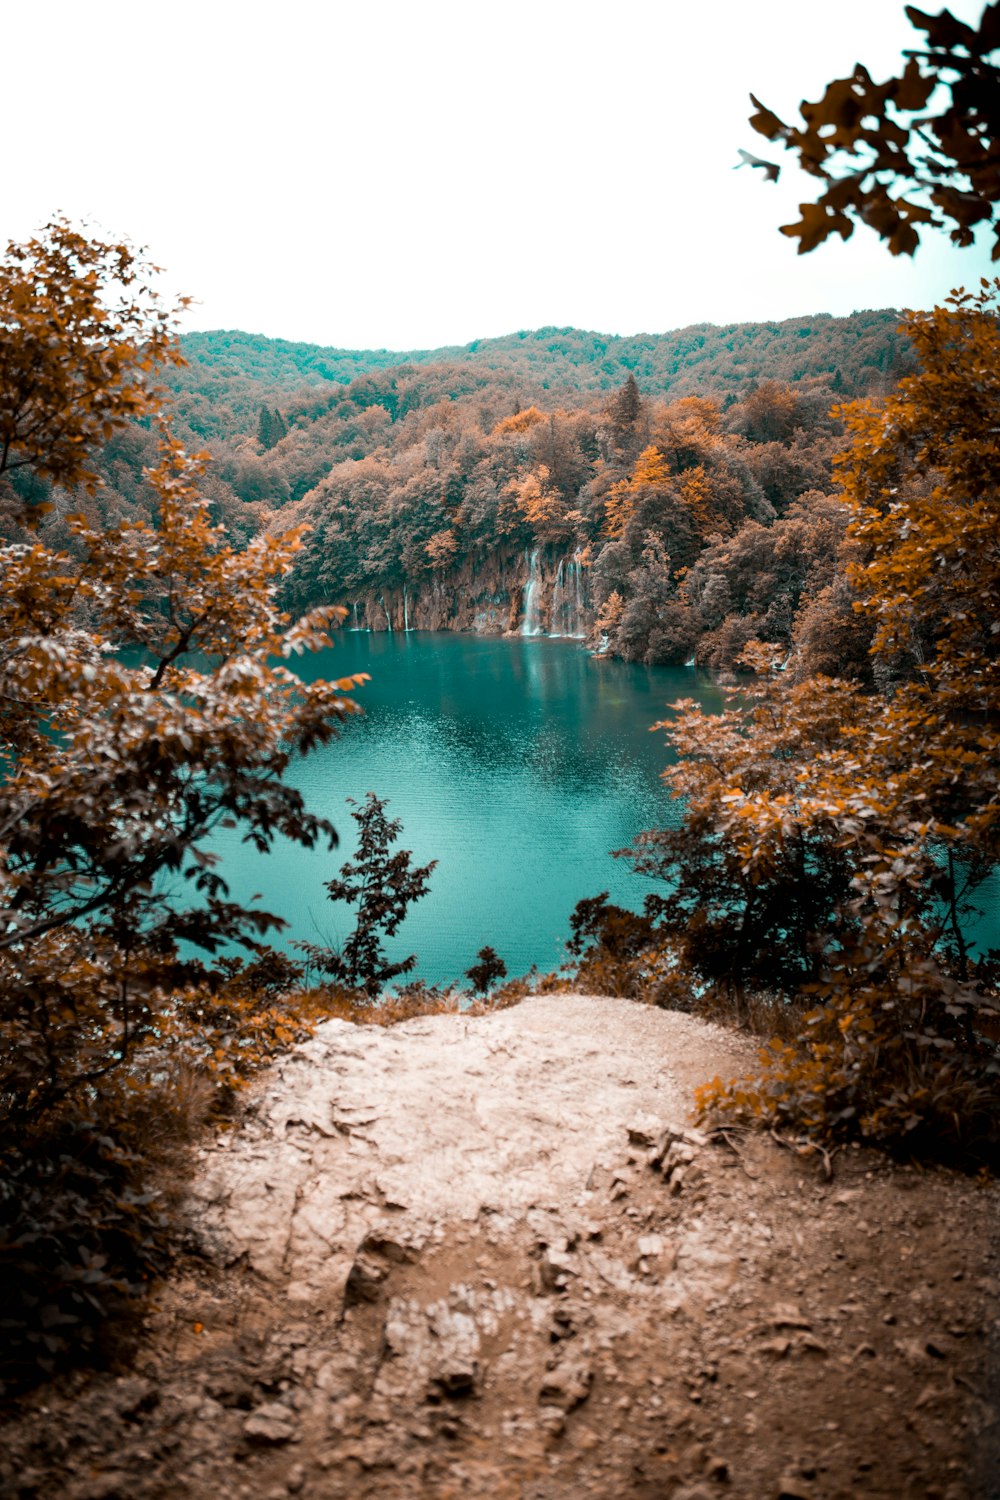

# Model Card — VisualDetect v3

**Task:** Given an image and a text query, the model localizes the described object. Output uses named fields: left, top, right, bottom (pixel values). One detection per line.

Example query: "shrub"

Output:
left=465, top=946, right=508, bottom=995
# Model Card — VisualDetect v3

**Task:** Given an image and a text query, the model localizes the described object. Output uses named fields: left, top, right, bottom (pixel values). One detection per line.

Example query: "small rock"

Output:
left=777, top=1478, right=813, bottom=1500
left=243, top=1402, right=298, bottom=1446
left=361, top=1228, right=419, bottom=1264
left=538, top=1405, right=566, bottom=1438
left=758, top=1337, right=791, bottom=1358
left=627, top=1115, right=662, bottom=1148
left=539, top=1357, right=594, bottom=1411
left=769, top=1305, right=811, bottom=1330
left=67, top=1475, right=132, bottom=1500
left=894, top=1336, right=931, bottom=1365
left=111, top=1376, right=158, bottom=1419
left=343, top=1252, right=389, bottom=1307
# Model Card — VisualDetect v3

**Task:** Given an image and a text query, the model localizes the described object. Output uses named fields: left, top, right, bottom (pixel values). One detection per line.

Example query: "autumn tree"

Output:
left=0, top=221, right=375, bottom=1386
left=656, top=290, right=1000, bottom=1152
left=0, top=219, right=186, bottom=496
left=507, top=465, right=576, bottom=541
left=748, top=2, right=1000, bottom=257
left=0, top=431, right=369, bottom=1125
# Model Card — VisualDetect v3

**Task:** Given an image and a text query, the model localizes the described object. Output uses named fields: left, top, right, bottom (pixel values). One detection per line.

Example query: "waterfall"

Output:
left=550, top=558, right=566, bottom=637
left=551, top=552, right=586, bottom=638
left=572, top=551, right=585, bottom=638
left=521, top=547, right=543, bottom=636
left=403, top=588, right=410, bottom=632
left=352, top=602, right=360, bottom=630
left=381, top=596, right=393, bottom=632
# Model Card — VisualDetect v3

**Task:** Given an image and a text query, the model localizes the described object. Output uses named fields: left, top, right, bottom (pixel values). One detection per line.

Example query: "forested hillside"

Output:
left=168, top=310, right=914, bottom=441
left=2, top=310, right=915, bottom=674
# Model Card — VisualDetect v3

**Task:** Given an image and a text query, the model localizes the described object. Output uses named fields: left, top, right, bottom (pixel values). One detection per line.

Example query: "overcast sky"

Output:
left=4, top=0, right=992, bottom=350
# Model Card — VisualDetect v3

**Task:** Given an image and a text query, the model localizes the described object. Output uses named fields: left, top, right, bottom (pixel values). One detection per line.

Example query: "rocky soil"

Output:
left=2, top=994, right=998, bottom=1499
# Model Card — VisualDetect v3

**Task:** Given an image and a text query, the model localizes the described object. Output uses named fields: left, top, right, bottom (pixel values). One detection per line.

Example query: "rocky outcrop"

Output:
left=348, top=546, right=593, bottom=638
left=3, top=996, right=997, bottom=1500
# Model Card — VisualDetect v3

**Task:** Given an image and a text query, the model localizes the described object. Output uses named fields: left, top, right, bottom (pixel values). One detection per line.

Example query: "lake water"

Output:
left=201, top=632, right=722, bottom=985
left=194, top=630, right=999, bottom=986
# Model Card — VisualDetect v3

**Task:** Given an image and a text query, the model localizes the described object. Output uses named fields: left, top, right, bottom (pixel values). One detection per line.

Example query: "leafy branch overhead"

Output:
left=750, top=2, right=1000, bottom=256
left=0, top=219, right=188, bottom=493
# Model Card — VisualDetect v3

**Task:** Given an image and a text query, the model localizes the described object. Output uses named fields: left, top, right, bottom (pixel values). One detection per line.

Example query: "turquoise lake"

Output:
left=198, top=631, right=722, bottom=985
left=189, top=630, right=999, bottom=985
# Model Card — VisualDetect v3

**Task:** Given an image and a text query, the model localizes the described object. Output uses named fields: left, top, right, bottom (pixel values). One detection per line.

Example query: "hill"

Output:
left=5, top=310, right=917, bottom=676
left=169, top=311, right=915, bottom=442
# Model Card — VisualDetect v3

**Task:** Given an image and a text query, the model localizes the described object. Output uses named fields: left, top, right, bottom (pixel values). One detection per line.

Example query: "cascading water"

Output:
left=403, top=589, right=410, bottom=632
left=381, top=597, right=393, bottom=632
left=352, top=602, right=360, bottom=630
left=521, top=547, right=544, bottom=636
left=550, top=552, right=586, bottom=638
left=550, top=558, right=566, bottom=637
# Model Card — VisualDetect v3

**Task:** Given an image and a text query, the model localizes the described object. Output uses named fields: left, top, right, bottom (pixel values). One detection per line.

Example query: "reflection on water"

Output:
left=204, top=632, right=720, bottom=984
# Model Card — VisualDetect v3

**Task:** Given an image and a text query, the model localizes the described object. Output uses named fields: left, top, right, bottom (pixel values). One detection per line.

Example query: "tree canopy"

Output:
left=0, top=219, right=187, bottom=493
left=0, top=226, right=366, bottom=1128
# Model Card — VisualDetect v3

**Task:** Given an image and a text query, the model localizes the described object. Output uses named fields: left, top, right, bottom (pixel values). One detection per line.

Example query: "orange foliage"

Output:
left=492, top=406, right=547, bottom=437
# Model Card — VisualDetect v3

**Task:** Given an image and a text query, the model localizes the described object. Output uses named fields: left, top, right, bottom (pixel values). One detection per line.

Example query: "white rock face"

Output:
left=187, top=995, right=748, bottom=1297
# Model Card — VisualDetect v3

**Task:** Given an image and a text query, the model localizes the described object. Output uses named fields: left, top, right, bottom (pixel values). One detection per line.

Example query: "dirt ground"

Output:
left=2, top=995, right=998, bottom=1500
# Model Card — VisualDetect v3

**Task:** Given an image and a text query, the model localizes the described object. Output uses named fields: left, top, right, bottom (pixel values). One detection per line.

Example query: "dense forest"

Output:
left=2, top=310, right=915, bottom=674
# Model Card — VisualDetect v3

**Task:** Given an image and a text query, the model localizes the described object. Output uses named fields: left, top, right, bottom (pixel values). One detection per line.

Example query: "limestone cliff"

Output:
left=347, top=545, right=593, bottom=639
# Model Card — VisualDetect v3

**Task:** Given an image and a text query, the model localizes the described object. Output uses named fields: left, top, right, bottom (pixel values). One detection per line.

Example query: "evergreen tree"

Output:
left=465, top=946, right=507, bottom=995
left=605, top=373, right=645, bottom=461
left=257, top=404, right=275, bottom=449
left=299, top=793, right=436, bottom=1001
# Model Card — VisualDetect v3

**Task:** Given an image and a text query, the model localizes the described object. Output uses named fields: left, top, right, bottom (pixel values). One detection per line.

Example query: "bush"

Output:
left=696, top=944, right=1000, bottom=1161
left=465, top=946, right=508, bottom=995
left=0, top=1108, right=174, bottom=1398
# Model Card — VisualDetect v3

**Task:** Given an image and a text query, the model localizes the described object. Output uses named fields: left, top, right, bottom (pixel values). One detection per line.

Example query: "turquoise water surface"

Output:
left=194, top=631, right=721, bottom=985
left=181, top=630, right=999, bottom=986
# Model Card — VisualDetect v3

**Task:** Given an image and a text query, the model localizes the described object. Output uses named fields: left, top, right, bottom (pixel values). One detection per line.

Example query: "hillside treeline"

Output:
left=1, top=311, right=915, bottom=671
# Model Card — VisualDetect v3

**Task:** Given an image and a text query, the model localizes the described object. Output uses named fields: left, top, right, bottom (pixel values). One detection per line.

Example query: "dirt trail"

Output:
left=3, top=995, right=998, bottom=1499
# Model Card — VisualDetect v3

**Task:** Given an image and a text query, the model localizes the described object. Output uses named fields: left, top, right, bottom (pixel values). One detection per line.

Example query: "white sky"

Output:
left=4, top=0, right=993, bottom=349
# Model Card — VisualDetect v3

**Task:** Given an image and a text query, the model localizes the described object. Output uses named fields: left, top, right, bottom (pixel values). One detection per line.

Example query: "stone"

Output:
left=343, top=1252, right=390, bottom=1307
left=539, top=1357, right=594, bottom=1411
left=627, top=1115, right=663, bottom=1148
left=776, top=1479, right=813, bottom=1500
left=243, top=1402, right=298, bottom=1446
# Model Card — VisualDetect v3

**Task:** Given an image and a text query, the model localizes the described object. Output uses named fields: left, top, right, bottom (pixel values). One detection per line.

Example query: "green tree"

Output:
left=300, top=793, right=436, bottom=1001
left=257, top=403, right=275, bottom=449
